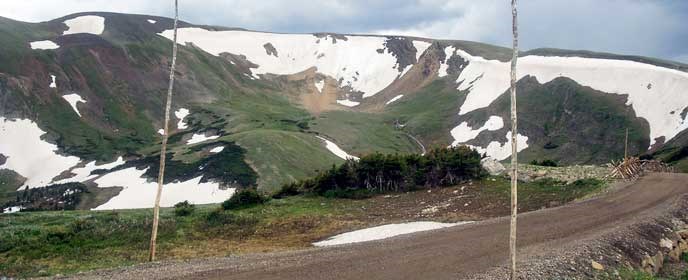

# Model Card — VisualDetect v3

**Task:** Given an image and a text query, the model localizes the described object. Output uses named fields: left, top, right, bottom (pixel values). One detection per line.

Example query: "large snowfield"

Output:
left=442, top=48, right=688, bottom=148
left=159, top=28, right=430, bottom=98
left=313, top=221, right=472, bottom=247
left=63, top=15, right=105, bottom=35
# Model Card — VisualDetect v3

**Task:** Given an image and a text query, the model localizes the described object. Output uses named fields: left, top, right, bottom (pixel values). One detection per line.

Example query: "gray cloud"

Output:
left=1, top=0, right=686, bottom=63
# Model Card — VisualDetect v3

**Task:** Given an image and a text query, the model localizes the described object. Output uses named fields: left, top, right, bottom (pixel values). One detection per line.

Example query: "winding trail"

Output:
left=74, top=173, right=688, bottom=280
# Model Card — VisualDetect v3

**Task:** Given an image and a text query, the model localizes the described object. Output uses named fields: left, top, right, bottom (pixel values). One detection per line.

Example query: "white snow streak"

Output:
left=313, top=221, right=472, bottom=247
left=49, top=75, right=57, bottom=88
left=62, top=93, right=86, bottom=117
left=437, top=46, right=456, bottom=78
left=147, top=19, right=157, bottom=24
left=463, top=131, right=529, bottom=160
left=336, top=99, right=360, bottom=107
left=30, top=40, right=59, bottom=50
left=0, top=118, right=80, bottom=189
left=210, top=146, right=225, bottom=153
left=175, top=108, right=190, bottom=129
left=315, top=80, right=325, bottom=93
left=186, top=134, right=220, bottom=145
left=92, top=167, right=235, bottom=210
left=386, top=95, right=404, bottom=105
left=63, top=16, right=105, bottom=35
left=316, top=136, right=359, bottom=160
left=451, top=50, right=688, bottom=145
left=412, top=41, right=432, bottom=61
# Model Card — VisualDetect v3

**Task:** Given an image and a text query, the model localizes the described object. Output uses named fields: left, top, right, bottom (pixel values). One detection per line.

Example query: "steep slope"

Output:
left=1, top=12, right=688, bottom=210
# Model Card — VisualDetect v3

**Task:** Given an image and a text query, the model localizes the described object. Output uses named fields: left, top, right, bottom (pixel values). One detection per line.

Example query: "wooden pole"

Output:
left=509, top=0, right=519, bottom=279
left=149, top=0, right=179, bottom=262
left=624, top=128, right=629, bottom=159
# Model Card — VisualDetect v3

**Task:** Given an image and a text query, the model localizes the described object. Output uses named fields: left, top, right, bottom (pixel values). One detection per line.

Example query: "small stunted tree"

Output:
left=509, top=0, right=520, bottom=279
left=149, top=0, right=180, bottom=262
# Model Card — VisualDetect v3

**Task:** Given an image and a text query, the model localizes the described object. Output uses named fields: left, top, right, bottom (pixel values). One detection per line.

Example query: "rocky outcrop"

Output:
left=481, top=157, right=505, bottom=176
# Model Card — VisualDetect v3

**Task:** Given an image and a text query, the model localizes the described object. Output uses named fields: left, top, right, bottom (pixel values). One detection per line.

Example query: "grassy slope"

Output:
left=0, top=176, right=607, bottom=278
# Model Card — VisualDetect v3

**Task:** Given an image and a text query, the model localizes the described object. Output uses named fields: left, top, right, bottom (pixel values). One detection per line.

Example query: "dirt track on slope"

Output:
left=70, top=173, right=688, bottom=280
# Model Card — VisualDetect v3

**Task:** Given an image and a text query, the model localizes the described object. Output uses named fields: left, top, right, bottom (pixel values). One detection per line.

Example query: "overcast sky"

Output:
left=2, top=0, right=687, bottom=63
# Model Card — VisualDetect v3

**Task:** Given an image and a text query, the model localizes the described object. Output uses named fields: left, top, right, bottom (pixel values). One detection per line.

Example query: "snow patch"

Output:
left=92, top=167, right=235, bottom=210
left=147, top=19, right=157, bottom=24
left=438, top=46, right=456, bottom=78
left=460, top=131, right=529, bottom=161
left=0, top=117, right=80, bottom=189
left=175, top=108, right=190, bottom=129
left=313, top=221, right=472, bottom=247
left=158, top=129, right=165, bottom=135
left=452, top=50, right=688, bottom=145
left=2, top=206, right=23, bottom=214
left=159, top=28, right=411, bottom=98
left=399, top=65, right=412, bottom=78
left=315, top=80, right=325, bottom=93
left=412, top=41, right=432, bottom=61
left=316, top=136, right=359, bottom=160
left=49, top=75, right=57, bottom=88
left=62, top=93, right=86, bottom=117
left=450, top=116, right=504, bottom=145
left=187, top=134, right=220, bottom=145
left=386, top=95, right=404, bottom=105
left=54, top=157, right=125, bottom=184
left=30, top=40, right=59, bottom=50
left=336, top=99, right=360, bottom=107
left=63, top=16, right=105, bottom=35
left=210, top=146, right=225, bottom=153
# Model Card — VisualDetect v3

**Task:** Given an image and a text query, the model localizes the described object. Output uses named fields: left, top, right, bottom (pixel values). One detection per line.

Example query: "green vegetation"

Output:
left=2, top=183, right=87, bottom=212
left=173, top=201, right=195, bottom=217
left=221, top=189, right=267, bottom=210
left=280, top=146, right=483, bottom=198
left=530, top=159, right=558, bottom=167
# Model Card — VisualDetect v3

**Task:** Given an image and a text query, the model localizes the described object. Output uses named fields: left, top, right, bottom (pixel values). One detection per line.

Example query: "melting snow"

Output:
left=438, top=46, right=456, bottom=78
left=210, top=146, right=225, bottom=153
left=62, top=93, right=86, bottom=117
left=315, top=80, right=325, bottom=93
left=30, top=40, right=59, bottom=50
left=63, top=15, right=105, bottom=35
left=147, top=19, right=157, bottom=24
left=386, top=95, right=404, bottom=105
left=2, top=206, right=23, bottom=214
left=159, top=28, right=411, bottom=98
left=451, top=49, right=688, bottom=145
left=461, top=131, right=529, bottom=160
left=336, top=99, right=360, bottom=107
left=316, top=136, right=359, bottom=160
left=412, top=41, right=432, bottom=61
left=187, top=133, right=220, bottom=145
left=54, top=157, right=125, bottom=184
left=92, top=167, right=235, bottom=210
left=0, top=117, right=80, bottom=189
left=175, top=108, right=190, bottom=129
left=313, top=221, right=473, bottom=247
left=49, top=74, right=57, bottom=88
left=450, top=116, right=504, bottom=145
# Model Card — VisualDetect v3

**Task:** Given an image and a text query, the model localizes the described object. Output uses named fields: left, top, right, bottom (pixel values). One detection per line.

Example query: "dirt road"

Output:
left=75, top=173, right=688, bottom=280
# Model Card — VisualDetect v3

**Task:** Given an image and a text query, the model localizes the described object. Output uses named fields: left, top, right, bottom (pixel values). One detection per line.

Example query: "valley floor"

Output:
left=0, top=176, right=608, bottom=278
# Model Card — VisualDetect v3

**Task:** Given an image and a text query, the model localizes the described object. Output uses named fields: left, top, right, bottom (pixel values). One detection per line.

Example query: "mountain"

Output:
left=1, top=12, right=688, bottom=210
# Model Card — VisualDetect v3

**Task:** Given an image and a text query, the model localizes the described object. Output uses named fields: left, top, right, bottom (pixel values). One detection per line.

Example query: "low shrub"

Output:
left=530, top=159, right=558, bottom=167
left=174, top=200, right=195, bottom=216
left=222, top=189, right=267, bottom=210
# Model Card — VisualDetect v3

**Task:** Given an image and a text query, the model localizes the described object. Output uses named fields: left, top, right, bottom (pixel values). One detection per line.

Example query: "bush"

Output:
left=272, top=183, right=301, bottom=199
left=174, top=200, right=195, bottom=216
left=222, top=189, right=267, bottom=210
left=530, top=159, right=558, bottom=167
left=279, top=146, right=484, bottom=198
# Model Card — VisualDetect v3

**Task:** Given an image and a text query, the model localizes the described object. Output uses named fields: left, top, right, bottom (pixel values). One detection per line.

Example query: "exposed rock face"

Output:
left=481, top=157, right=505, bottom=175
left=263, top=43, right=278, bottom=57
left=0, top=153, right=6, bottom=166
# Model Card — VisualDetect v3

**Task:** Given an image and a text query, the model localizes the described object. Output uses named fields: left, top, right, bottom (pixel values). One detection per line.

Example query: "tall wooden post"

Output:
left=509, top=0, right=519, bottom=279
left=149, top=0, right=179, bottom=262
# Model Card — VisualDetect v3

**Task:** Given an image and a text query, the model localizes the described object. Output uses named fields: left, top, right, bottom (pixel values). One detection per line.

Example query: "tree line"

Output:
left=276, top=146, right=485, bottom=198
